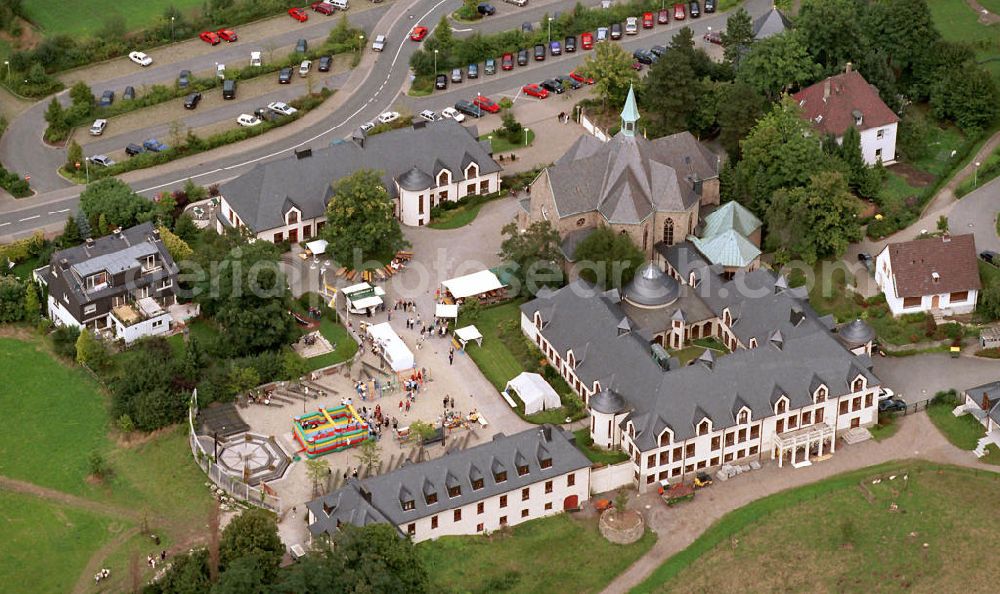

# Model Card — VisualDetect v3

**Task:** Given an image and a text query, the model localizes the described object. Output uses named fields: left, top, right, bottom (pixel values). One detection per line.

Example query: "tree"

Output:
left=227, top=365, right=260, bottom=397
left=23, top=278, right=39, bottom=323
left=219, top=508, right=284, bottom=577
left=354, top=438, right=382, bottom=471
left=158, top=224, right=194, bottom=262
left=717, top=81, right=768, bottom=160
left=211, top=553, right=271, bottom=594
left=180, top=336, right=205, bottom=381
left=174, top=214, right=200, bottom=243
left=863, top=0, right=939, bottom=87
left=0, top=276, right=26, bottom=322
left=613, top=488, right=629, bottom=518
left=75, top=329, right=110, bottom=371
left=572, top=227, right=645, bottom=290
left=69, top=80, right=95, bottom=110
left=88, top=451, right=112, bottom=480
left=896, top=107, right=930, bottom=162
left=978, top=281, right=1000, bottom=321
left=578, top=41, right=638, bottom=109
left=764, top=171, right=861, bottom=264
left=79, top=178, right=155, bottom=232
left=736, top=32, right=822, bottom=100
left=408, top=420, right=438, bottom=443
left=796, top=0, right=866, bottom=71
left=838, top=126, right=867, bottom=189
left=154, top=192, right=177, bottom=228
left=65, top=139, right=83, bottom=171
left=721, top=8, right=753, bottom=64
left=930, top=62, right=1000, bottom=134
left=59, top=215, right=82, bottom=248
left=322, top=169, right=404, bottom=265
left=643, top=41, right=705, bottom=135
left=306, top=458, right=330, bottom=496
left=146, top=549, right=211, bottom=594
left=43, top=97, right=68, bottom=135
left=457, top=296, right=482, bottom=326
left=499, top=220, right=563, bottom=297
left=109, top=338, right=186, bottom=431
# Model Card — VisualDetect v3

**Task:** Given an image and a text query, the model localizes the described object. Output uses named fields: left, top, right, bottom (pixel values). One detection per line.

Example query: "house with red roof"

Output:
left=792, top=66, right=899, bottom=166
left=874, top=234, right=981, bottom=317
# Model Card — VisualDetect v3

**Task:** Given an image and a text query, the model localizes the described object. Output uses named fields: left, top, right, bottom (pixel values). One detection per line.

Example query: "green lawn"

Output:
left=868, top=415, right=901, bottom=442
left=912, top=122, right=968, bottom=178
left=22, top=0, right=205, bottom=37
left=303, top=315, right=358, bottom=371
left=881, top=171, right=922, bottom=204
left=0, top=491, right=129, bottom=594
left=167, top=316, right=223, bottom=357
left=926, top=402, right=988, bottom=450
left=574, top=428, right=629, bottom=465
left=636, top=462, right=1000, bottom=593
left=931, top=0, right=1000, bottom=86
left=420, top=513, right=655, bottom=594
left=428, top=201, right=486, bottom=229
left=690, top=337, right=729, bottom=352
left=481, top=130, right=535, bottom=153
left=668, top=346, right=703, bottom=366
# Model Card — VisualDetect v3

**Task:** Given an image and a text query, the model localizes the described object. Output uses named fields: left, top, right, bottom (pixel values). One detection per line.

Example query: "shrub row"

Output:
left=956, top=148, right=1000, bottom=198
left=0, top=164, right=31, bottom=197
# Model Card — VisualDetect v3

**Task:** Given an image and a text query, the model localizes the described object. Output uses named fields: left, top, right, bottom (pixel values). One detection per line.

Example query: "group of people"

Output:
left=93, top=568, right=111, bottom=583
left=147, top=550, right=167, bottom=569
left=248, top=390, right=271, bottom=406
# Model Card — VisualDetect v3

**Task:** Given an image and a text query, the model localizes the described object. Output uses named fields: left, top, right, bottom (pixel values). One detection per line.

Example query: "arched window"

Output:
left=663, top=218, right=674, bottom=245
left=437, top=170, right=450, bottom=186
left=465, top=163, right=478, bottom=180
left=776, top=399, right=787, bottom=414
left=738, top=410, right=748, bottom=424
left=287, top=210, right=299, bottom=224
left=698, top=419, right=710, bottom=436
left=852, top=377, right=864, bottom=392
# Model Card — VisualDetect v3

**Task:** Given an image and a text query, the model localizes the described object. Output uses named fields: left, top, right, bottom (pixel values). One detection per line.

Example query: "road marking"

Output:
left=451, top=27, right=472, bottom=32
left=48, top=208, right=70, bottom=214
left=19, top=215, right=40, bottom=222
left=0, top=222, right=9, bottom=227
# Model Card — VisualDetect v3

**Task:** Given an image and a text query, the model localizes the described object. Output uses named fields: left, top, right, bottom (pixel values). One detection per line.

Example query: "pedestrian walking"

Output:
left=449, top=353, right=454, bottom=365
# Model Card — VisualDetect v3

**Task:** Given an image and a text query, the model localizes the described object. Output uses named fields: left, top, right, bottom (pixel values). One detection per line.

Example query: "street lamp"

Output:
left=524, top=127, right=530, bottom=146
left=358, top=34, right=365, bottom=52
left=434, top=48, right=439, bottom=74
left=3, top=60, right=9, bottom=83
left=171, top=16, right=175, bottom=41
left=975, top=161, right=982, bottom=188
left=548, top=17, right=553, bottom=44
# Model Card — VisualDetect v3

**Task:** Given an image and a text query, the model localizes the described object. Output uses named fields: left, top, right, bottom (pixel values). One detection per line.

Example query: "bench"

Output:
left=478, top=415, right=489, bottom=427
left=500, top=390, right=517, bottom=408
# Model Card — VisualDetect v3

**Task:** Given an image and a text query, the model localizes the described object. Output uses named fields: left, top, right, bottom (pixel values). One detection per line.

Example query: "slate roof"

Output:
left=837, top=318, right=875, bottom=348
left=966, top=381, right=1000, bottom=426
left=306, top=426, right=590, bottom=536
left=702, top=201, right=762, bottom=239
left=545, top=131, right=718, bottom=223
left=690, top=230, right=761, bottom=268
left=396, top=166, right=435, bottom=191
left=880, top=234, right=981, bottom=298
left=220, top=120, right=499, bottom=232
left=523, top=269, right=880, bottom=449
left=657, top=241, right=708, bottom=282
left=591, top=389, right=630, bottom=415
left=623, top=262, right=680, bottom=307
left=753, top=7, right=792, bottom=40
left=792, top=71, right=899, bottom=137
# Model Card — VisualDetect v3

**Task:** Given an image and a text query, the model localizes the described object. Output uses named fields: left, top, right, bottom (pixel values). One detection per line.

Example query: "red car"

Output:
left=473, top=95, right=500, bottom=113
left=581, top=31, right=594, bottom=50
left=410, top=26, right=428, bottom=41
left=217, top=28, right=238, bottom=42
left=673, top=3, right=686, bottom=20
left=501, top=52, right=514, bottom=70
left=199, top=31, right=220, bottom=45
left=288, top=7, right=309, bottom=22
left=569, top=70, right=594, bottom=85
left=522, top=84, right=549, bottom=99
left=704, top=31, right=722, bottom=45
left=642, top=12, right=654, bottom=28
left=311, top=1, right=335, bottom=14
left=657, top=9, right=669, bottom=24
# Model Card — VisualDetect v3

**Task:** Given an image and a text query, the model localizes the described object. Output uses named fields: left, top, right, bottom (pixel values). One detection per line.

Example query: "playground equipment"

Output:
left=293, top=405, right=371, bottom=458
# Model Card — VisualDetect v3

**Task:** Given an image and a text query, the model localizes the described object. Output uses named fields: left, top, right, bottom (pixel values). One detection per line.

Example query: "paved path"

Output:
left=601, top=411, right=1000, bottom=594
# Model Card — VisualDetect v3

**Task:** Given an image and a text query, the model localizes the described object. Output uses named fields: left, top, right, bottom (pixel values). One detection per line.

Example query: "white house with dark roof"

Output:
left=216, top=120, right=501, bottom=242
left=959, top=381, right=1000, bottom=457
left=306, top=425, right=590, bottom=543
left=875, top=234, right=981, bottom=317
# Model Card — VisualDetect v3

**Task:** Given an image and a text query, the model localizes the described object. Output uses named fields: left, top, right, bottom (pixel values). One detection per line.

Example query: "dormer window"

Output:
left=448, top=485, right=461, bottom=498
left=722, top=309, right=732, bottom=327
left=567, top=352, right=575, bottom=368
left=852, top=377, right=865, bottom=392
left=738, top=410, right=749, bottom=424
left=494, top=470, right=507, bottom=483
left=85, top=271, right=109, bottom=291
left=144, top=255, right=157, bottom=271
left=776, top=398, right=787, bottom=414
left=748, top=338, right=757, bottom=349
left=534, top=311, right=543, bottom=330
left=540, top=457, right=552, bottom=469
left=425, top=492, right=438, bottom=505
left=402, top=499, right=415, bottom=511
left=815, top=386, right=828, bottom=403
left=437, top=170, right=450, bottom=186
left=517, top=464, right=529, bottom=476
left=472, top=478, right=484, bottom=490
left=697, top=419, right=711, bottom=436
left=465, top=163, right=479, bottom=180
left=287, top=210, right=299, bottom=224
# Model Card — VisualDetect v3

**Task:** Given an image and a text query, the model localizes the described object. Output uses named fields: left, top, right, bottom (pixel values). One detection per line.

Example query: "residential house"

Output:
left=753, top=6, right=792, bottom=40
left=874, top=234, right=980, bottom=317
left=960, top=381, right=1000, bottom=457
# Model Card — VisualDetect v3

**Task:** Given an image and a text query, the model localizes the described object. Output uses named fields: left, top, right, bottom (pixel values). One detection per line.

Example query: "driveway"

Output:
left=872, top=351, right=1000, bottom=404
left=947, top=174, right=1000, bottom=253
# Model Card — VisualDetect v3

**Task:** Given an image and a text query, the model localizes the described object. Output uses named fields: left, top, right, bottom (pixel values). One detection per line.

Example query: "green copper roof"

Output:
left=690, top=229, right=761, bottom=268
left=702, top=201, right=762, bottom=239
left=620, top=85, right=640, bottom=136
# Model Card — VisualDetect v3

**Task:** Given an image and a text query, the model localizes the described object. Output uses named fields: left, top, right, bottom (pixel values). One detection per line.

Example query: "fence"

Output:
left=590, top=460, right=634, bottom=494
left=187, top=390, right=283, bottom=514
left=579, top=111, right=610, bottom=143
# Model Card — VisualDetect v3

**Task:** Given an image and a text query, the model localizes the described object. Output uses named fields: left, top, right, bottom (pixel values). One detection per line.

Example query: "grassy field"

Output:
left=912, top=122, right=968, bottom=178
left=930, top=0, right=1000, bottom=88
left=926, top=401, right=989, bottom=450
left=21, top=0, right=204, bottom=37
left=636, top=462, right=1000, bottom=593
left=481, top=130, right=535, bottom=153
left=304, top=315, right=358, bottom=371
left=420, top=513, right=655, bottom=594
left=428, top=202, right=487, bottom=230
left=881, top=171, right=922, bottom=204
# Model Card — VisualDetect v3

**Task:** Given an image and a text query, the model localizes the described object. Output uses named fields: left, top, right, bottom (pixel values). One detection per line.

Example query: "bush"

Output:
left=49, top=325, right=81, bottom=359
left=976, top=348, right=1000, bottom=359
left=931, top=389, right=959, bottom=406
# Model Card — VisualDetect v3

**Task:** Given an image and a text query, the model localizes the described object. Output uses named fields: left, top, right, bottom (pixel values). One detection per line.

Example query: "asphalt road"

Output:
left=0, top=0, right=769, bottom=241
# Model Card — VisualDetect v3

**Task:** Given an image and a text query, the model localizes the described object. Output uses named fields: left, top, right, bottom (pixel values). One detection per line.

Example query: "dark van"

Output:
left=222, top=79, right=236, bottom=99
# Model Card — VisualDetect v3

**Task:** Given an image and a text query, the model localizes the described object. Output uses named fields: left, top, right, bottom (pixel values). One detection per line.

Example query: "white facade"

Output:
left=111, top=311, right=172, bottom=344
left=395, top=164, right=501, bottom=227
left=875, top=247, right=979, bottom=317
left=216, top=197, right=325, bottom=244
left=857, top=123, right=897, bottom=165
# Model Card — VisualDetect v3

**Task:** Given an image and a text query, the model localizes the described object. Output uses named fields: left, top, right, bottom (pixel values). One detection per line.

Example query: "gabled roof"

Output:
left=702, top=201, right=762, bottom=239
left=690, top=229, right=762, bottom=268
left=792, top=70, right=899, bottom=137
left=753, top=7, right=792, bottom=40
left=880, top=234, right=981, bottom=298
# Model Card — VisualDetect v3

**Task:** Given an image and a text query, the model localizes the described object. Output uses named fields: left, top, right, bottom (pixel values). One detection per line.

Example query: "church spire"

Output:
left=620, top=84, right=640, bottom=137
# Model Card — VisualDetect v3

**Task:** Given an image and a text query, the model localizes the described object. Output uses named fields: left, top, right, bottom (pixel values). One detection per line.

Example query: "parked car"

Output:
left=123, top=86, right=135, bottom=100
left=410, top=26, right=428, bottom=41
left=299, top=60, right=312, bottom=76
left=237, top=113, right=262, bottom=127
left=878, top=387, right=896, bottom=402
left=569, top=70, right=594, bottom=84
left=980, top=250, right=1000, bottom=266
left=129, top=51, right=152, bottom=66
left=633, top=49, right=654, bottom=64
left=455, top=100, right=484, bottom=118
left=222, top=79, right=236, bottom=99
left=565, top=36, right=577, bottom=52
left=295, top=38, right=308, bottom=53
left=451, top=68, right=463, bottom=83
left=99, top=90, right=114, bottom=107
left=704, top=0, right=715, bottom=13
left=250, top=51, right=262, bottom=67
left=360, top=122, right=375, bottom=132
left=435, top=74, right=448, bottom=89
left=372, top=34, right=387, bottom=51
left=419, top=109, right=438, bottom=122
left=143, top=138, right=169, bottom=152
left=478, top=3, right=496, bottom=15
left=596, top=27, right=609, bottom=43
left=200, top=31, right=221, bottom=45
left=318, top=55, right=332, bottom=71
left=288, top=7, right=309, bottom=21
left=581, top=32, right=593, bottom=50
left=484, top=58, right=496, bottom=75
left=642, top=11, right=654, bottom=28
left=657, top=8, right=669, bottom=24
left=125, top=143, right=145, bottom=157
left=501, top=53, right=514, bottom=70
left=673, top=3, right=686, bottom=20
left=540, top=79, right=564, bottom=94
left=468, top=63, right=479, bottom=78
left=517, top=48, right=529, bottom=65
left=178, top=69, right=191, bottom=88
left=279, top=68, right=293, bottom=84
left=473, top=95, right=500, bottom=113
left=550, top=40, right=561, bottom=55
left=89, top=119, right=107, bottom=136
left=624, top=17, right=638, bottom=35
left=441, top=107, right=465, bottom=122
left=88, top=155, right=115, bottom=167
left=879, top=397, right=907, bottom=413
left=610, top=23, right=623, bottom=39
left=268, top=101, right=298, bottom=116
left=534, top=43, right=546, bottom=61
left=522, top=83, right=549, bottom=98
left=311, top=1, right=335, bottom=14
left=689, top=0, right=700, bottom=18
left=522, top=22, right=533, bottom=33
left=556, top=74, right=581, bottom=89
left=504, top=0, right=528, bottom=5
left=704, top=31, right=722, bottom=44
left=184, top=92, right=202, bottom=109
left=378, top=111, right=400, bottom=124
left=650, top=44, right=667, bottom=57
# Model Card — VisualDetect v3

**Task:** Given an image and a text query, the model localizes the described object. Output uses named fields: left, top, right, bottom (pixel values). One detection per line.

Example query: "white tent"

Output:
left=435, top=303, right=459, bottom=319
left=454, top=325, right=483, bottom=348
left=441, top=270, right=504, bottom=299
left=306, top=239, right=328, bottom=255
left=367, top=322, right=414, bottom=372
left=343, top=282, right=385, bottom=313
left=505, top=372, right=561, bottom=415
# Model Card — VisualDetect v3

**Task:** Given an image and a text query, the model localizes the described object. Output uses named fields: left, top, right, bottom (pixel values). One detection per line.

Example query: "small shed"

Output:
left=454, top=325, right=483, bottom=348
left=981, top=327, right=1000, bottom=349
left=505, top=372, right=561, bottom=415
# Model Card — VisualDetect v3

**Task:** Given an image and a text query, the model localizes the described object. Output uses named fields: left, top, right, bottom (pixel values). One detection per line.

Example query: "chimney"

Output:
left=541, top=426, right=552, bottom=442
left=823, top=79, right=831, bottom=103
left=845, top=62, right=853, bottom=73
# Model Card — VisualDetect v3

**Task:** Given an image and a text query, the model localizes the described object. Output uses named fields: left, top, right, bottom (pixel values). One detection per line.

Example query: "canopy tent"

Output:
left=441, top=270, right=505, bottom=300
left=343, top=282, right=385, bottom=313
left=435, top=303, right=459, bottom=319
left=504, top=372, right=561, bottom=415
left=305, top=239, right=328, bottom=255
left=454, top=325, right=483, bottom=348
left=367, top=322, right=414, bottom=372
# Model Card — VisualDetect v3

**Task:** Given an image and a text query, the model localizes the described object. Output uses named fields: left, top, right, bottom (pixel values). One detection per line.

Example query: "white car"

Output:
left=418, top=109, right=437, bottom=122
left=268, top=101, right=298, bottom=116
left=88, top=155, right=115, bottom=167
left=625, top=16, right=638, bottom=35
left=299, top=60, right=312, bottom=76
left=237, top=114, right=262, bottom=127
left=360, top=122, right=376, bottom=132
left=878, top=387, right=896, bottom=401
left=89, top=119, right=107, bottom=136
left=372, top=34, right=387, bottom=52
left=377, top=111, right=400, bottom=124
left=129, top=51, right=152, bottom=67
left=440, top=107, right=465, bottom=122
